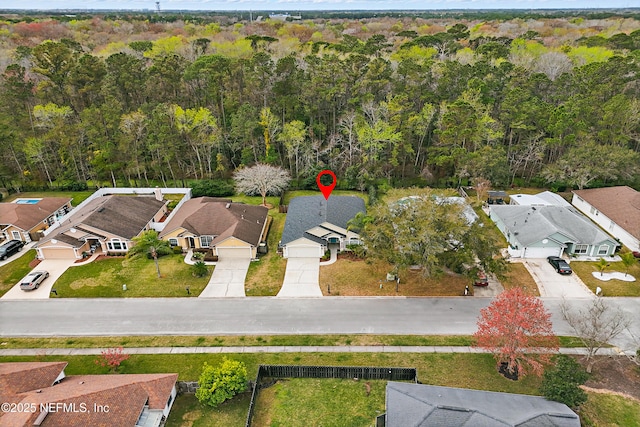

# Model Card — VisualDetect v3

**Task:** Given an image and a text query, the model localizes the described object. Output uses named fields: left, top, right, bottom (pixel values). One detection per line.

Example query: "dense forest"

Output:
left=0, top=12, right=639, bottom=193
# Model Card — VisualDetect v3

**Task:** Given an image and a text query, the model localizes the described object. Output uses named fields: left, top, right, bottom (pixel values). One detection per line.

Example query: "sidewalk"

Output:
left=0, top=346, right=623, bottom=356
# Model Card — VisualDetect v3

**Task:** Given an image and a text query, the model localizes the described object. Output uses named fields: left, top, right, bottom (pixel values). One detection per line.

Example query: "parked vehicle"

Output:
left=0, top=240, right=25, bottom=260
left=547, top=256, right=572, bottom=275
left=19, top=271, right=49, bottom=291
left=474, top=271, right=489, bottom=287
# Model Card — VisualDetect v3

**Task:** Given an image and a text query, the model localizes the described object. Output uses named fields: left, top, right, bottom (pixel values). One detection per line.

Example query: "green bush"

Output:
left=540, top=355, right=589, bottom=408
left=191, top=180, right=234, bottom=198
left=172, top=246, right=183, bottom=254
left=195, top=358, right=248, bottom=408
left=192, top=261, right=208, bottom=277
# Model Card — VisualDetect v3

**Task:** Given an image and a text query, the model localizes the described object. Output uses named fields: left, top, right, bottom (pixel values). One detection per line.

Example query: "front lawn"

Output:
left=571, top=260, right=640, bottom=297
left=52, top=254, right=210, bottom=297
left=319, top=257, right=469, bottom=296
left=501, top=262, right=540, bottom=296
left=580, top=392, right=640, bottom=427
left=0, top=249, right=37, bottom=297
left=245, top=212, right=287, bottom=296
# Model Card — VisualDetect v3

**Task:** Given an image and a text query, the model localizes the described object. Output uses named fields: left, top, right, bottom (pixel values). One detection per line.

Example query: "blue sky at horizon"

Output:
left=1, top=0, right=638, bottom=11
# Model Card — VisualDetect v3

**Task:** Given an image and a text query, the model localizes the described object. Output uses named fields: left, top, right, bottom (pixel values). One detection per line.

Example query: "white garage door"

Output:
left=216, top=247, right=251, bottom=259
left=286, top=245, right=322, bottom=258
left=40, top=247, right=76, bottom=259
left=522, top=246, right=562, bottom=259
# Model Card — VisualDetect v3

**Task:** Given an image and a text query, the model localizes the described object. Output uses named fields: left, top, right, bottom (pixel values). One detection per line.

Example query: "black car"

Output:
left=547, top=256, right=572, bottom=275
left=0, top=240, right=25, bottom=260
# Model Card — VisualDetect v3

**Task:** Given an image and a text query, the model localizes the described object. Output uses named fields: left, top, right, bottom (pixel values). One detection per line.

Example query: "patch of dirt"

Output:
left=28, top=259, right=41, bottom=268
left=581, top=356, right=640, bottom=401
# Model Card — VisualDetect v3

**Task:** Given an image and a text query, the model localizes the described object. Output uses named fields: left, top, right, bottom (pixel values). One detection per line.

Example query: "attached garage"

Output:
left=216, top=246, right=252, bottom=259
left=284, top=238, right=324, bottom=259
left=521, top=246, right=563, bottom=259
left=39, top=246, right=77, bottom=259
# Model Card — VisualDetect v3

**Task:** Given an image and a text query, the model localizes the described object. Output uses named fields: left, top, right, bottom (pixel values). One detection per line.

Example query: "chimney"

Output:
left=154, top=186, right=162, bottom=201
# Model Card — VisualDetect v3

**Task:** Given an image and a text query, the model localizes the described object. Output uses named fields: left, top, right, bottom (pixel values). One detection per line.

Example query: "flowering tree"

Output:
left=233, top=163, right=291, bottom=206
left=95, top=347, right=130, bottom=372
left=474, top=288, right=558, bottom=378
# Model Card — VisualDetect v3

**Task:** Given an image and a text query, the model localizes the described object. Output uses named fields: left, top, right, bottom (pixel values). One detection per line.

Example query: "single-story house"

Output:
left=159, top=197, right=268, bottom=259
left=36, top=194, right=167, bottom=260
left=510, top=191, right=571, bottom=207
left=383, top=382, right=580, bottom=427
left=490, top=205, right=619, bottom=259
left=0, top=361, right=177, bottom=427
left=572, top=186, right=640, bottom=252
left=0, top=197, right=72, bottom=243
left=280, top=195, right=365, bottom=258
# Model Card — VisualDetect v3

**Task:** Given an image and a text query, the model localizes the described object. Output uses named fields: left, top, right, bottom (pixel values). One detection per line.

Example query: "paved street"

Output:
left=1, top=297, right=638, bottom=353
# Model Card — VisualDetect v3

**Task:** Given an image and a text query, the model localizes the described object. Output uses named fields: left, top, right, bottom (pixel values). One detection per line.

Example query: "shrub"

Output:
left=172, top=246, right=183, bottom=254
left=192, top=261, right=208, bottom=277
left=195, top=358, right=248, bottom=408
left=95, top=347, right=130, bottom=372
left=540, top=354, right=589, bottom=408
left=191, top=180, right=234, bottom=198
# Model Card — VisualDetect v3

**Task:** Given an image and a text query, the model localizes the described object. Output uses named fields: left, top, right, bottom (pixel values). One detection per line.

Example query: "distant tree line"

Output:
left=0, top=16, right=639, bottom=192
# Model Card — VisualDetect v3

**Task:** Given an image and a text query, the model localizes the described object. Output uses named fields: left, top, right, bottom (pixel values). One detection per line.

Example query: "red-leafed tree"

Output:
left=95, top=347, right=130, bottom=372
left=474, top=288, right=559, bottom=378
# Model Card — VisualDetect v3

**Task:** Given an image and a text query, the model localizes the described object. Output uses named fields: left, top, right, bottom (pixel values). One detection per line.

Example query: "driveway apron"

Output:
left=1, top=259, right=76, bottom=300
left=277, top=257, right=322, bottom=297
left=199, top=258, right=250, bottom=298
left=523, top=258, right=594, bottom=298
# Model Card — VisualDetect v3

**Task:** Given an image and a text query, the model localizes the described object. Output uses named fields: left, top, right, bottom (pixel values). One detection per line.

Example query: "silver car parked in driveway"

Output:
left=19, top=271, right=49, bottom=291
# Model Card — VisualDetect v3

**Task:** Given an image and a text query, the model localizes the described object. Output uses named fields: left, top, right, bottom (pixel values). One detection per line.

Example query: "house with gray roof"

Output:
left=36, top=194, right=167, bottom=260
left=510, top=191, right=571, bottom=207
left=383, top=382, right=580, bottom=427
left=159, top=197, right=268, bottom=259
left=490, top=205, right=619, bottom=259
left=280, top=195, right=365, bottom=258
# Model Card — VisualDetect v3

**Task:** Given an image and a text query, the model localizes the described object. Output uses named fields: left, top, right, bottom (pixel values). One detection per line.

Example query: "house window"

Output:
left=598, top=245, right=609, bottom=255
left=107, top=239, right=128, bottom=251
left=574, top=244, right=589, bottom=255
left=200, top=236, right=213, bottom=248
left=11, top=231, right=21, bottom=240
left=168, top=238, right=178, bottom=247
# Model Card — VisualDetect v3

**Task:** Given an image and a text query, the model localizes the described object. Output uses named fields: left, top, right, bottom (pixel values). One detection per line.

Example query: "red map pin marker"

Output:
left=316, top=170, right=337, bottom=200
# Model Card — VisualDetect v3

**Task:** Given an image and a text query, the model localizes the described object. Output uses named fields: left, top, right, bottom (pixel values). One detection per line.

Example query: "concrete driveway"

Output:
left=199, top=258, right=250, bottom=298
left=523, top=258, right=594, bottom=298
left=1, top=258, right=77, bottom=300
left=277, top=257, right=322, bottom=297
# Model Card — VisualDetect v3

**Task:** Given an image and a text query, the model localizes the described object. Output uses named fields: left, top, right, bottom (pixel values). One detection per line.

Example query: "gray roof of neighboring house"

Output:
left=281, top=196, right=366, bottom=245
left=41, top=196, right=165, bottom=244
left=160, top=197, right=268, bottom=246
left=386, top=382, right=580, bottom=427
left=490, top=205, right=617, bottom=247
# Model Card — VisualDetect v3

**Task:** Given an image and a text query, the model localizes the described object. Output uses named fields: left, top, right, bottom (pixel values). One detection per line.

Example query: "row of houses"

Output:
left=2, top=186, right=639, bottom=262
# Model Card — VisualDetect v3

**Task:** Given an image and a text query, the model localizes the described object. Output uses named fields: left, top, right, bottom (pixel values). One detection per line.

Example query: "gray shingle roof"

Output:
left=281, top=196, right=366, bottom=245
left=490, top=205, right=616, bottom=246
left=386, top=382, right=580, bottom=427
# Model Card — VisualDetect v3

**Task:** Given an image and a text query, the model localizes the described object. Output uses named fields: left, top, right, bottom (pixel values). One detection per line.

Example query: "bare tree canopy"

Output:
left=561, top=298, right=631, bottom=373
left=233, top=163, right=291, bottom=206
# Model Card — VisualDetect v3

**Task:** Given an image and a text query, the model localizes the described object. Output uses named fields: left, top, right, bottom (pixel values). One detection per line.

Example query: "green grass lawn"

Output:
left=245, top=212, right=287, bottom=296
left=0, top=249, right=37, bottom=297
left=580, top=392, right=640, bottom=427
left=52, top=254, right=210, bottom=297
left=253, top=378, right=386, bottom=427
left=166, top=392, right=251, bottom=427
left=571, top=260, right=640, bottom=297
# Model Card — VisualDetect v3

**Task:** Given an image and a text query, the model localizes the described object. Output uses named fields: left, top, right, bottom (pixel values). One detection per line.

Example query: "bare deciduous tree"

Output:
left=561, top=298, right=631, bottom=373
left=233, top=163, right=291, bottom=206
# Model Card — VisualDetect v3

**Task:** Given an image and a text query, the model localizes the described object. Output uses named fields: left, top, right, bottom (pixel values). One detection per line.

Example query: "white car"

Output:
left=19, top=271, right=49, bottom=291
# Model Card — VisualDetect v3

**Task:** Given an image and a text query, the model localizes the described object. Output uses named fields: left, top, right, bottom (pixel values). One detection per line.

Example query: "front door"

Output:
left=187, top=237, right=195, bottom=248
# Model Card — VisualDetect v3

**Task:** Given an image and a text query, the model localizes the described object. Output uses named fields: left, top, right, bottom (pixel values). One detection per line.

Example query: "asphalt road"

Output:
left=1, top=297, right=638, bottom=353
